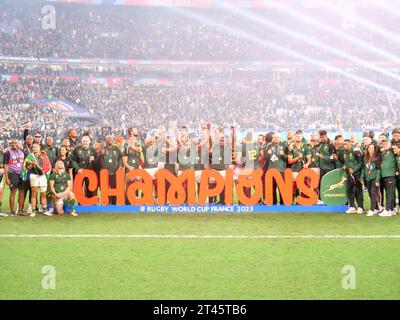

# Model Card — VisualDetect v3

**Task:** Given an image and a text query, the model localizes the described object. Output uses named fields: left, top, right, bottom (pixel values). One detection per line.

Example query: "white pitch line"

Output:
left=0, top=234, right=400, bottom=239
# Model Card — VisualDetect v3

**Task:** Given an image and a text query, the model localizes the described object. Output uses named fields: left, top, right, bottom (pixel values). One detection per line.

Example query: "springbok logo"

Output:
left=320, top=169, right=348, bottom=205
left=322, top=177, right=347, bottom=195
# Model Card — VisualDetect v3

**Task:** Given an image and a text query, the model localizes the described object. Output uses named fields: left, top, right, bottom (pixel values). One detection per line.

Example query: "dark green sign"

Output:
left=320, top=169, right=348, bottom=205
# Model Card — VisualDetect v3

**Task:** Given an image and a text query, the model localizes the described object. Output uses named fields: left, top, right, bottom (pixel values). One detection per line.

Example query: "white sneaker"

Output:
left=346, top=207, right=357, bottom=214
left=0, top=212, right=8, bottom=217
left=29, top=212, right=36, bottom=217
left=48, top=207, right=54, bottom=215
left=43, top=211, right=53, bottom=217
left=379, top=205, right=384, bottom=211
left=27, top=207, right=33, bottom=215
left=389, top=210, right=397, bottom=216
left=366, top=210, right=376, bottom=217
left=317, top=200, right=324, bottom=205
left=70, top=211, right=78, bottom=217
left=379, top=210, right=392, bottom=217
left=38, top=205, right=43, bottom=213
left=356, top=207, right=364, bottom=215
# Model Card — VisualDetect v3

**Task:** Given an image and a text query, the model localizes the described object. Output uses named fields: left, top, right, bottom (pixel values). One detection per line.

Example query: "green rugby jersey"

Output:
left=49, top=172, right=71, bottom=193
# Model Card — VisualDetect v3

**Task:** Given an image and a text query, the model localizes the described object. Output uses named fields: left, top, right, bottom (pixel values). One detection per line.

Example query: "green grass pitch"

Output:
left=1, top=187, right=400, bottom=299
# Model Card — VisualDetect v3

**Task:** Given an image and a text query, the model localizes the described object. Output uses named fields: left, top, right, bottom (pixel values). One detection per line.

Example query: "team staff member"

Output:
left=99, top=135, right=122, bottom=205
left=362, top=144, right=381, bottom=216
left=265, top=133, right=288, bottom=205
left=49, top=161, right=77, bottom=217
left=23, top=143, right=52, bottom=217
left=378, top=138, right=397, bottom=217
left=4, top=139, right=26, bottom=216
left=0, top=147, right=7, bottom=217
left=342, top=139, right=364, bottom=214
left=56, top=146, right=73, bottom=177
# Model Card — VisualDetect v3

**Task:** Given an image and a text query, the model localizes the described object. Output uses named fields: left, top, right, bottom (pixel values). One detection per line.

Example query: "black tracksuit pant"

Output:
left=346, top=175, right=364, bottom=209
left=366, top=180, right=379, bottom=211
left=382, top=176, right=396, bottom=211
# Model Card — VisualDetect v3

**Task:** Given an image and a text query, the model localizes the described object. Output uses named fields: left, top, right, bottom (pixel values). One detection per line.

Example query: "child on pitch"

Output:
left=49, top=160, right=77, bottom=217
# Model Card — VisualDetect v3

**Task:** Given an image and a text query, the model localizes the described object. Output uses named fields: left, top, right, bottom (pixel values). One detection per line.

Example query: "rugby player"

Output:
left=236, top=132, right=262, bottom=201
left=72, top=136, right=96, bottom=199
left=143, top=136, right=159, bottom=203
left=342, top=139, right=364, bottom=214
left=24, top=143, right=52, bottom=217
left=317, top=130, right=336, bottom=200
left=68, top=128, right=79, bottom=152
left=99, top=135, right=123, bottom=205
left=265, top=133, right=288, bottom=205
left=123, top=134, right=142, bottom=203
left=209, top=133, right=231, bottom=204
left=49, top=160, right=77, bottom=217
left=288, top=131, right=311, bottom=201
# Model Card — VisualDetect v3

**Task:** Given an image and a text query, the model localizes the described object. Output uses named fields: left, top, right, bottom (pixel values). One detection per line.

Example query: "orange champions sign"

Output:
left=73, top=168, right=319, bottom=206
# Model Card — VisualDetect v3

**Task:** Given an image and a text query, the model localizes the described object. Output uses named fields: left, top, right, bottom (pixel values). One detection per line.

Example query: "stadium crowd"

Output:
left=1, top=1, right=400, bottom=61
left=1, top=72, right=398, bottom=143
left=1, top=123, right=400, bottom=218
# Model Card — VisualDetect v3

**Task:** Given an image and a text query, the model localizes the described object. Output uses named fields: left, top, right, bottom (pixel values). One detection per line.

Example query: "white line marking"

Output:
left=0, top=234, right=400, bottom=239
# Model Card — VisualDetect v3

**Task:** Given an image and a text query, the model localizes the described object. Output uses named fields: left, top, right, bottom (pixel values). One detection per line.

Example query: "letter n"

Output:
left=264, top=168, right=293, bottom=205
